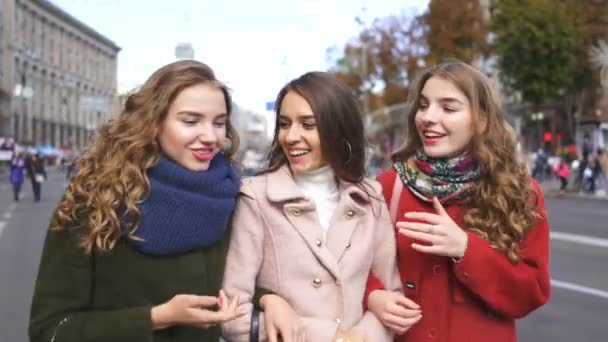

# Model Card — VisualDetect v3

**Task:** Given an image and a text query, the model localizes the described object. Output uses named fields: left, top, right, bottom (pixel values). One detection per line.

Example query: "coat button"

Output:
left=292, top=209, right=302, bottom=216
left=428, top=328, right=437, bottom=338
left=315, top=239, right=322, bottom=247
left=312, top=278, right=322, bottom=287
left=346, top=242, right=351, bottom=248
left=335, top=279, right=341, bottom=286
left=346, top=210, right=355, bottom=218
left=335, top=318, right=342, bottom=325
left=432, top=264, right=441, bottom=275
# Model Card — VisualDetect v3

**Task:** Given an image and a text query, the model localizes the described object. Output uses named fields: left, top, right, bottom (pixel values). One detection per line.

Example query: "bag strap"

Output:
left=389, top=171, right=403, bottom=223
left=250, top=309, right=260, bottom=342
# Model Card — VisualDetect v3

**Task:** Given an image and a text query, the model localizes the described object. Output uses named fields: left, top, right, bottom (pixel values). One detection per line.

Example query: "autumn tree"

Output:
left=423, top=0, right=490, bottom=65
left=329, top=11, right=427, bottom=111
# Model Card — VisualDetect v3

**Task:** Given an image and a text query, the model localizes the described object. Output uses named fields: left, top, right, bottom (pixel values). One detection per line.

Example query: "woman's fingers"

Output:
left=182, top=294, right=219, bottom=308
left=381, top=312, right=422, bottom=333
left=403, top=212, right=441, bottom=224
left=386, top=303, right=421, bottom=318
left=394, top=295, right=420, bottom=310
left=399, top=228, right=438, bottom=244
left=411, top=242, right=445, bottom=255
left=267, top=324, right=279, bottom=342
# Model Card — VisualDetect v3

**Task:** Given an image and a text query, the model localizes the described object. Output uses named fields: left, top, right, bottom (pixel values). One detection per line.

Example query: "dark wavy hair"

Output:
left=263, top=72, right=366, bottom=184
left=51, top=60, right=239, bottom=254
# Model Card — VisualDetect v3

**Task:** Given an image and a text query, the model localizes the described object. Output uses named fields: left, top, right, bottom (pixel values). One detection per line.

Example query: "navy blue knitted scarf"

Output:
left=129, top=154, right=240, bottom=256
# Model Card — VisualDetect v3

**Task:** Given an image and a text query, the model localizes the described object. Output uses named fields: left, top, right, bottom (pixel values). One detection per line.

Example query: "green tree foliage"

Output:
left=492, top=0, right=585, bottom=109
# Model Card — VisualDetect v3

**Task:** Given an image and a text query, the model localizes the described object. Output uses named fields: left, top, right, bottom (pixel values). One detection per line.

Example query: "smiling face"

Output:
left=157, top=83, right=228, bottom=171
left=414, top=76, right=475, bottom=158
left=277, top=90, right=327, bottom=174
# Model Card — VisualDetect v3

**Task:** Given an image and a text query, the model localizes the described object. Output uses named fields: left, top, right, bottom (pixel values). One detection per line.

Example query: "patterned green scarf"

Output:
left=394, top=151, right=480, bottom=204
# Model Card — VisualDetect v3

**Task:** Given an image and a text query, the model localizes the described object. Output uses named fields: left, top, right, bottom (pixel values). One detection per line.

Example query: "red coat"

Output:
left=366, top=169, right=551, bottom=342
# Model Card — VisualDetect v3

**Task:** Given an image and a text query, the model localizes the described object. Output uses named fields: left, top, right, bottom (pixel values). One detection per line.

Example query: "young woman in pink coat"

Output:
left=365, top=60, right=551, bottom=342
left=222, top=72, right=403, bottom=342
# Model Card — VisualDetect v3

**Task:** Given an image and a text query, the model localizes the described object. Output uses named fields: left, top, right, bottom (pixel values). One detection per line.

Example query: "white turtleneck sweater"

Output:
left=293, top=166, right=340, bottom=241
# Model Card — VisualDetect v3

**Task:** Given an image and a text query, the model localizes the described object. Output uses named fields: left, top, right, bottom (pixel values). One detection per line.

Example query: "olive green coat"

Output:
left=29, top=218, right=231, bottom=342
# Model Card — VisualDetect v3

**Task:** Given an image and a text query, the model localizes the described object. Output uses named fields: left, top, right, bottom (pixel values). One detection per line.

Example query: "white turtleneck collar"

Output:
left=293, top=165, right=340, bottom=241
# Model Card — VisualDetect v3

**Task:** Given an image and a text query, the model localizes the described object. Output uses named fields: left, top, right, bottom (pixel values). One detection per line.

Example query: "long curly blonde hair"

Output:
left=393, top=60, right=539, bottom=263
left=51, top=60, right=239, bottom=254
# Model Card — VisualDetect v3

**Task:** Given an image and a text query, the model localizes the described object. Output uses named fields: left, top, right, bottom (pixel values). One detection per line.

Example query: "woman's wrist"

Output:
left=150, top=303, right=172, bottom=330
left=452, top=232, right=469, bottom=263
left=259, top=294, right=277, bottom=311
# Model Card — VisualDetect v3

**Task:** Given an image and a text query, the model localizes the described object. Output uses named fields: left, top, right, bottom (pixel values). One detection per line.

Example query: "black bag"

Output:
left=250, top=309, right=260, bottom=342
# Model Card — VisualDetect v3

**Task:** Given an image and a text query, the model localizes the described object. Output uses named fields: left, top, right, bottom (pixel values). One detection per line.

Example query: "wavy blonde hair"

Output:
left=393, top=60, right=539, bottom=263
left=51, top=60, right=239, bottom=254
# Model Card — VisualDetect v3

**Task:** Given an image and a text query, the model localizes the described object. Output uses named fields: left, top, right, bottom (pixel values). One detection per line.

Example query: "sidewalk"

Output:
left=539, top=179, right=608, bottom=201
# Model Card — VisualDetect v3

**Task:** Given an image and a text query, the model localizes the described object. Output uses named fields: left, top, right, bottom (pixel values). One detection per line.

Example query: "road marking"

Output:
left=551, top=231, right=608, bottom=248
left=0, top=221, right=5, bottom=238
left=552, top=279, right=608, bottom=300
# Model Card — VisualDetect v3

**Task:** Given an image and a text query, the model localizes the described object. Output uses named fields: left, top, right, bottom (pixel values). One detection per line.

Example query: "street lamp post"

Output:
left=12, top=48, right=36, bottom=144
left=530, top=111, right=545, bottom=151
left=13, top=70, right=33, bottom=143
left=361, top=44, right=370, bottom=117
left=355, top=7, right=371, bottom=118
left=58, top=78, right=75, bottom=148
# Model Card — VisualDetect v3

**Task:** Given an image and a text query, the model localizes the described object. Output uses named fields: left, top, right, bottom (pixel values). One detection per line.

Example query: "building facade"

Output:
left=0, top=0, right=120, bottom=149
left=0, top=0, right=11, bottom=137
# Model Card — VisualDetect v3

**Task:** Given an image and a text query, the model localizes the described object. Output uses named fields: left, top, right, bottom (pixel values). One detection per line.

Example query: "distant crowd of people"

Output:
left=531, top=137, right=608, bottom=196
left=8, top=151, right=47, bottom=202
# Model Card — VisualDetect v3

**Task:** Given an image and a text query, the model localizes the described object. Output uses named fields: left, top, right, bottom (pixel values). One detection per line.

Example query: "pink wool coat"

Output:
left=222, top=165, right=402, bottom=341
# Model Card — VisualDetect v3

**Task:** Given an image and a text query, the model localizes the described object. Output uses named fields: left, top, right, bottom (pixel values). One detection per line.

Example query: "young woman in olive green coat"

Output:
left=29, top=60, right=244, bottom=342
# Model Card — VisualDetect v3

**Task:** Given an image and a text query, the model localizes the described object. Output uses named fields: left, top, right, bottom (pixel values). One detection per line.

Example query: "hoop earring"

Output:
left=345, top=141, right=352, bottom=165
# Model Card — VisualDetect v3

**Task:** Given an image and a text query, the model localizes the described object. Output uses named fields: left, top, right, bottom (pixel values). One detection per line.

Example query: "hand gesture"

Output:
left=260, top=294, right=306, bottom=342
left=151, top=290, right=244, bottom=330
left=397, top=197, right=468, bottom=258
left=367, top=290, right=422, bottom=335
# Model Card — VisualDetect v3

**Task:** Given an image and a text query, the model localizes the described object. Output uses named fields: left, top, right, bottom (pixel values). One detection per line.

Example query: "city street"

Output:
left=0, top=173, right=607, bottom=341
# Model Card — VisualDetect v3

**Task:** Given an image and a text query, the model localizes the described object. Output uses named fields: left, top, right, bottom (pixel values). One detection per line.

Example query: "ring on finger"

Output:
left=428, top=224, right=437, bottom=234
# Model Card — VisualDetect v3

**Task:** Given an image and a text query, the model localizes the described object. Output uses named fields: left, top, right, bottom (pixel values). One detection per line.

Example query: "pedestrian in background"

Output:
left=532, top=148, right=547, bottom=182
left=222, top=72, right=403, bottom=342
left=26, top=152, right=46, bottom=202
left=556, top=158, right=571, bottom=196
left=9, top=150, right=26, bottom=202
left=29, top=60, right=244, bottom=342
left=599, top=148, right=608, bottom=194
left=364, top=60, right=551, bottom=342
left=62, top=154, right=76, bottom=180
left=590, top=150, right=604, bottom=195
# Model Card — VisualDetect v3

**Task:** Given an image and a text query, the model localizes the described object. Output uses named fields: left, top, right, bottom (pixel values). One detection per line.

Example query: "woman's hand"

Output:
left=151, top=290, right=244, bottom=330
left=367, top=290, right=422, bottom=335
left=260, top=294, right=306, bottom=342
left=397, top=197, right=468, bottom=258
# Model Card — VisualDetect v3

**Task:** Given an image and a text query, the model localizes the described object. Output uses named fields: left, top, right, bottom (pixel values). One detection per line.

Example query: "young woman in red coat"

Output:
left=365, top=60, right=551, bottom=342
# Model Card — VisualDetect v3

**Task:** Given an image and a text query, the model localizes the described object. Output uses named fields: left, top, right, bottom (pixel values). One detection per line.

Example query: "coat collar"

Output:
left=266, top=164, right=370, bottom=209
